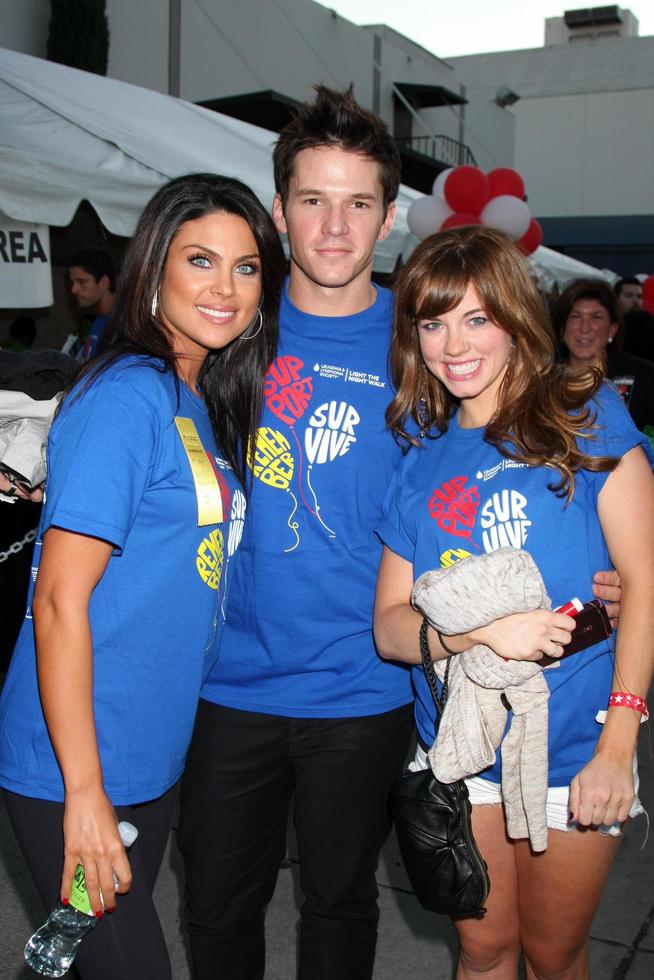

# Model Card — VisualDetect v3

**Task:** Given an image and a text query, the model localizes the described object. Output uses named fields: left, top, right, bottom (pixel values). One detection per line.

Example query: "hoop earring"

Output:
left=151, top=290, right=159, bottom=318
left=239, top=308, right=263, bottom=341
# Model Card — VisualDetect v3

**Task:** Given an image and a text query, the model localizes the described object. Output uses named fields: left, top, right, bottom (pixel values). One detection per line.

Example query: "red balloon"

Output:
left=518, top=218, right=543, bottom=255
left=443, top=166, right=490, bottom=215
left=643, top=275, right=654, bottom=315
left=488, top=167, right=525, bottom=200
left=441, top=212, right=481, bottom=230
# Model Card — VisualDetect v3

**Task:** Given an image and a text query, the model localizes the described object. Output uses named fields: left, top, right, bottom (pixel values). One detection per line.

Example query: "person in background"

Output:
left=622, top=307, right=654, bottom=363
left=554, top=278, right=654, bottom=441
left=69, top=248, right=116, bottom=360
left=375, top=226, right=653, bottom=980
left=614, top=276, right=643, bottom=319
left=1, top=316, right=37, bottom=352
left=0, top=173, right=285, bottom=980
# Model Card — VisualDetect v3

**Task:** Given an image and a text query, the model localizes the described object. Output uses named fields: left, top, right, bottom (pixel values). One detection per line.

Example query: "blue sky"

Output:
left=325, top=2, right=654, bottom=58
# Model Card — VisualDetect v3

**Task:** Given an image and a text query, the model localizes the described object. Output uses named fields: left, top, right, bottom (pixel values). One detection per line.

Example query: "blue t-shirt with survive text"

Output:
left=0, top=356, right=245, bottom=804
left=201, top=285, right=412, bottom=717
left=377, top=385, right=651, bottom=786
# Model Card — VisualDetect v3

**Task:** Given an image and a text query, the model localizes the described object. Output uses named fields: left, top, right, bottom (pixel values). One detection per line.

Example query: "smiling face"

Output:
left=157, top=211, right=262, bottom=381
left=562, top=298, right=617, bottom=369
left=272, top=145, right=396, bottom=313
left=418, top=283, right=514, bottom=428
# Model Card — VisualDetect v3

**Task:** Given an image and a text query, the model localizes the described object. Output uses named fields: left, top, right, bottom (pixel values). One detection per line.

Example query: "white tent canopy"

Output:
left=530, top=245, right=615, bottom=289
left=1, top=47, right=614, bottom=286
left=0, top=47, right=419, bottom=273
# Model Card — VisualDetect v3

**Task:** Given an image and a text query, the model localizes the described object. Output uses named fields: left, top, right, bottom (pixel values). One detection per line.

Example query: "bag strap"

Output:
left=419, top=616, right=452, bottom=727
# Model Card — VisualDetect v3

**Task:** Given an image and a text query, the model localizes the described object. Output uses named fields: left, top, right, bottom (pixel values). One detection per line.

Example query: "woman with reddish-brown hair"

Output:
left=374, top=226, right=653, bottom=979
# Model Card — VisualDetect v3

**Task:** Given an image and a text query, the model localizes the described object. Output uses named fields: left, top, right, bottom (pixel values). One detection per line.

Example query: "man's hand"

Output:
left=592, top=570, right=621, bottom=628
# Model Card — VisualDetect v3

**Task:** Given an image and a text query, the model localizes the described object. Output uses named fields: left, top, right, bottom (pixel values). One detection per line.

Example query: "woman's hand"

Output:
left=0, top=471, right=44, bottom=502
left=569, top=750, right=635, bottom=827
left=474, top=609, right=575, bottom=662
left=61, top=787, right=132, bottom=914
left=33, top=528, right=124, bottom=915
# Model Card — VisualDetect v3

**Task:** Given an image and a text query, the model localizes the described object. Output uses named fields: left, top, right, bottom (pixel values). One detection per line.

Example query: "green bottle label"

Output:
left=69, top=863, right=94, bottom=916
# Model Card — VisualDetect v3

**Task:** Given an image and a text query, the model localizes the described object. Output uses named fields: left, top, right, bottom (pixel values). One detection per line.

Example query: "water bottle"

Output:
left=24, top=820, right=138, bottom=977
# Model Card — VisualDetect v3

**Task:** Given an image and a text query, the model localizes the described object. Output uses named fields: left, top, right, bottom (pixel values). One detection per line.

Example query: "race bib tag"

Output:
left=174, top=417, right=224, bottom=526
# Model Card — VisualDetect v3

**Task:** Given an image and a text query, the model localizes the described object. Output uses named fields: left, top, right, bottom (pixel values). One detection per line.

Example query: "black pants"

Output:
left=178, top=700, right=414, bottom=980
left=4, top=785, right=177, bottom=980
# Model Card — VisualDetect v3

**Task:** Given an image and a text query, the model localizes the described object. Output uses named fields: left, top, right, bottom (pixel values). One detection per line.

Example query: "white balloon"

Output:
left=407, top=195, right=453, bottom=240
left=432, top=168, right=454, bottom=198
left=480, top=195, right=531, bottom=239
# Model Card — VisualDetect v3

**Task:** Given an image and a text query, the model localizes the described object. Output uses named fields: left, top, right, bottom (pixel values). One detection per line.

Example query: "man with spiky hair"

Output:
left=179, top=86, right=622, bottom=980
left=180, top=85, right=412, bottom=980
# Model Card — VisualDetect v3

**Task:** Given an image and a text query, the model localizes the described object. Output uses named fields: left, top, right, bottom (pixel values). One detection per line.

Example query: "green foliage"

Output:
left=47, top=0, right=110, bottom=76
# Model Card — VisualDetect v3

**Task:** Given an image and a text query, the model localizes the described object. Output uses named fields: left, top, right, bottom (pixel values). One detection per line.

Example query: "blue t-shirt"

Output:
left=377, top=384, right=651, bottom=786
left=78, top=313, right=110, bottom=362
left=201, top=285, right=412, bottom=717
left=0, top=356, right=245, bottom=804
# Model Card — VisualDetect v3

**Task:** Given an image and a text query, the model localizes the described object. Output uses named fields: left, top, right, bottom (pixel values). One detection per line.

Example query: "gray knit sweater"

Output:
left=412, top=547, right=553, bottom=852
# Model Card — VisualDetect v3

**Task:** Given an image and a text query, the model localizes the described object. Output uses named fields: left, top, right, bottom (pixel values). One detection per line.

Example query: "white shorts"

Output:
left=409, top=744, right=644, bottom=837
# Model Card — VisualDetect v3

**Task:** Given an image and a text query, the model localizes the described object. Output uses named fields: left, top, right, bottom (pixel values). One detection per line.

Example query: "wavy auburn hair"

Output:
left=388, top=226, right=617, bottom=500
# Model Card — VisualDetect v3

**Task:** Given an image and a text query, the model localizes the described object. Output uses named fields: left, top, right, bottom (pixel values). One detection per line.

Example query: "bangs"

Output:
left=412, top=273, right=470, bottom=322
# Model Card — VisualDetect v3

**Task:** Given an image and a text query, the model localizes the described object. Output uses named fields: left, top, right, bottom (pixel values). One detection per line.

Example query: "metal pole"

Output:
left=169, top=0, right=181, bottom=97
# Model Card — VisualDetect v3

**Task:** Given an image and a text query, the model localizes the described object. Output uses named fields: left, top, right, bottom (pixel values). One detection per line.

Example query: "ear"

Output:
left=272, top=194, right=287, bottom=235
left=377, top=201, right=397, bottom=242
left=98, top=274, right=110, bottom=292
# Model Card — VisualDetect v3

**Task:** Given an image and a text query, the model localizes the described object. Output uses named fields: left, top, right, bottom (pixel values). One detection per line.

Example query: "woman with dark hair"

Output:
left=375, top=227, right=653, bottom=978
left=554, top=277, right=654, bottom=439
left=0, top=173, right=286, bottom=979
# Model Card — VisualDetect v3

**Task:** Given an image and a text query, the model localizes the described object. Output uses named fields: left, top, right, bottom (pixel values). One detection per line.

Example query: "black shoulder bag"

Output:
left=388, top=617, right=490, bottom=917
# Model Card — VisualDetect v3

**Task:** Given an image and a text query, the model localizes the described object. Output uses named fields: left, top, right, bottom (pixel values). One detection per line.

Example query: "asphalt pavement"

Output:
left=1, top=729, right=652, bottom=979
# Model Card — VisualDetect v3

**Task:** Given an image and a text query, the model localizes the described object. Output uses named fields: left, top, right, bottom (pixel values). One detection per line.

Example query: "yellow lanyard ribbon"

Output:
left=174, top=417, right=224, bottom=526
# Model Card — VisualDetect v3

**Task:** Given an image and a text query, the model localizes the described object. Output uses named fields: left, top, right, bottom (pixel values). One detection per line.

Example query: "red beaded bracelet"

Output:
left=608, top=692, right=649, bottom=720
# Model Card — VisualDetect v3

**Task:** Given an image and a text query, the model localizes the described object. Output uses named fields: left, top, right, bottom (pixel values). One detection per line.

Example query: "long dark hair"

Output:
left=76, top=174, right=286, bottom=486
left=389, top=226, right=616, bottom=501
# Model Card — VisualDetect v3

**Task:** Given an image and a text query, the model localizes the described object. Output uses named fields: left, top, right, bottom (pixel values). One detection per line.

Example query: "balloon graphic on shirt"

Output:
left=264, top=354, right=323, bottom=535
left=228, top=489, right=247, bottom=557
left=248, top=427, right=300, bottom=552
left=302, top=401, right=361, bottom=537
left=439, top=548, right=474, bottom=568
left=196, top=527, right=224, bottom=590
left=480, top=489, right=531, bottom=553
left=305, top=401, right=360, bottom=465
left=218, top=488, right=248, bottom=621
left=264, top=355, right=313, bottom=427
